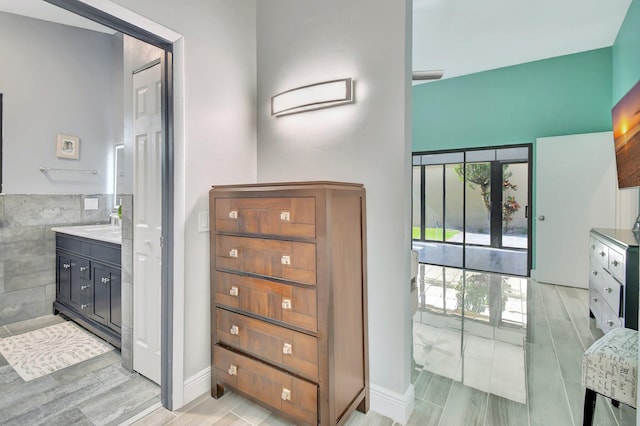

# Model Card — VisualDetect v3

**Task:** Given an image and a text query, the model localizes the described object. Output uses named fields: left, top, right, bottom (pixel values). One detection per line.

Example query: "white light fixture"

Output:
left=412, top=70, right=445, bottom=81
left=271, top=78, right=354, bottom=117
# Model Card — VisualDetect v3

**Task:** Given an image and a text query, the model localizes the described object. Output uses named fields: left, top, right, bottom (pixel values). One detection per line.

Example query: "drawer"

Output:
left=590, top=285, right=623, bottom=333
left=213, top=345, right=317, bottom=425
left=215, top=272, right=317, bottom=332
left=590, top=238, right=609, bottom=269
left=598, top=273, right=622, bottom=314
left=216, top=235, right=316, bottom=285
left=215, top=197, right=316, bottom=238
left=608, top=248, right=625, bottom=282
left=216, top=309, right=318, bottom=380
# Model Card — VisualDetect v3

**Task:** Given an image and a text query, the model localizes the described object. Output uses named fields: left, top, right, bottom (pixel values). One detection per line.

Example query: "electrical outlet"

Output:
left=84, top=198, right=99, bottom=210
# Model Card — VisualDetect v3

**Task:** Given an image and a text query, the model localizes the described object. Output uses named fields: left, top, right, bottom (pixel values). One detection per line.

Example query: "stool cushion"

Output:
left=582, top=327, right=638, bottom=408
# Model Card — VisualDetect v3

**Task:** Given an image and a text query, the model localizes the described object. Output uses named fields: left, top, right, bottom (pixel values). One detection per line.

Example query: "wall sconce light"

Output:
left=271, top=78, right=354, bottom=117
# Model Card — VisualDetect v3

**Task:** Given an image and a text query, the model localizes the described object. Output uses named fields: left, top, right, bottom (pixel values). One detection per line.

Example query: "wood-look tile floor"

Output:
left=1, top=265, right=637, bottom=425
left=0, top=314, right=160, bottom=426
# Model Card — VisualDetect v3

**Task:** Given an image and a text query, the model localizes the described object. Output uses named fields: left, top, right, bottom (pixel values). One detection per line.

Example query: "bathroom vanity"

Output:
left=52, top=225, right=122, bottom=348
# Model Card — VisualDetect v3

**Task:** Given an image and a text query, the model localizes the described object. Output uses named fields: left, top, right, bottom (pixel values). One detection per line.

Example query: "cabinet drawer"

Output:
left=213, top=345, right=317, bottom=425
left=608, top=249, right=625, bottom=282
left=598, top=273, right=622, bottom=313
left=215, top=272, right=317, bottom=332
left=216, top=235, right=316, bottom=285
left=215, top=197, right=316, bottom=238
left=590, top=238, right=609, bottom=269
left=217, top=309, right=318, bottom=380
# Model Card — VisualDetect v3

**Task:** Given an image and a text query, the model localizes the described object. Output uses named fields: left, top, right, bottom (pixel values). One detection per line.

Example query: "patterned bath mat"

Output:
left=0, top=321, right=113, bottom=381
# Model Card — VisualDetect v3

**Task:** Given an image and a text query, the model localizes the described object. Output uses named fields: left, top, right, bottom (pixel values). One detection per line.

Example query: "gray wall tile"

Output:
left=4, top=195, right=82, bottom=227
left=0, top=287, right=48, bottom=324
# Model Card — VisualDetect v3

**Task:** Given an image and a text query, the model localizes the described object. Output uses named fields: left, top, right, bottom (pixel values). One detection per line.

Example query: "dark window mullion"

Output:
left=490, top=161, right=503, bottom=248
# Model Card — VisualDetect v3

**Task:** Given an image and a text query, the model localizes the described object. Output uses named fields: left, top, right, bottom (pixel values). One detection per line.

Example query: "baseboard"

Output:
left=370, top=383, right=415, bottom=425
left=183, top=366, right=211, bottom=405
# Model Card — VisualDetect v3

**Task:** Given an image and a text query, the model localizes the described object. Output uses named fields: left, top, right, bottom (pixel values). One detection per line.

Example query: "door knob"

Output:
left=537, top=215, right=545, bottom=221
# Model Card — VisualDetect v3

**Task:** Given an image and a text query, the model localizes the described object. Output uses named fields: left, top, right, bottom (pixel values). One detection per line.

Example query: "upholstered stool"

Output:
left=582, top=327, right=638, bottom=425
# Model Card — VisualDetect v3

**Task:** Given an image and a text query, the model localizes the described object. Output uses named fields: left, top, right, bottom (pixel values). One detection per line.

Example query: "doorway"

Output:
left=412, top=145, right=532, bottom=276
left=44, top=0, right=176, bottom=408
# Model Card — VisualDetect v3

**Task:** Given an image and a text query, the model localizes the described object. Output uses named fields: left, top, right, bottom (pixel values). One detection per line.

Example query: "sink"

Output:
left=51, top=224, right=122, bottom=245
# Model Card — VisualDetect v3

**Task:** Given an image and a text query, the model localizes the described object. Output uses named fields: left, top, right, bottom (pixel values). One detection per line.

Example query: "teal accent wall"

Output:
left=613, top=0, right=640, bottom=103
left=412, top=48, right=613, bottom=153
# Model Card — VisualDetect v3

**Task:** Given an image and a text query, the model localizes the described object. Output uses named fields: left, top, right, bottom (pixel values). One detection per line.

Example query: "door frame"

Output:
left=44, top=0, right=176, bottom=409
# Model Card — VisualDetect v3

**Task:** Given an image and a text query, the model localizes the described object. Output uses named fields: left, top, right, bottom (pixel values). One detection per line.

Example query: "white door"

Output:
left=133, top=62, right=162, bottom=384
left=535, top=132, right=617, bottom=288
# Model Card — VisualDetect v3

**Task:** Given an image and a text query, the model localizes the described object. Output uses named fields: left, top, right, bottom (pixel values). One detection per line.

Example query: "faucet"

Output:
left=110, top=213, right=121, bottom=227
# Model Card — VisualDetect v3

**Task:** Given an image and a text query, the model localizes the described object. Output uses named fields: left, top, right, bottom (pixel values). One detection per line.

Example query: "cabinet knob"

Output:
left=591, top=244, right=595, bottom=250
left=605, top=287, right=613, bottom=294
left=280, top=211, right=290, bottom=222
left=607, top=320, right=614, bottom=327
left=592, top=271, right=598, bottom=276
left=283, top=343, right=293, bottom=355
left=230, top=325, right=239, bottom=335
left=80, top=266, right=88, bottom=272
left=229, top=286, right=239, bottom=297
left=63, top=263, right=71, bottom=269
left=228, top=210, right=238, bottom=219
left=81, top=285, right=90, bottom=291
left=592, top=297, right=598, bottom=303
left=80, top=303, right=90, bottom=310
left=281, top=388, right=291, bottom=401
left=599, top=251, right=606, bottom=257
left=228, top=364, right=237, bottom=376
left=612, top=260, right=620, bottom=267
left=282, top=299, right=292, bottom=310
left=101, top=277, right=110, bottom=284
left=281, top=255, right=291, bottom=265
left=229, top=249, right=238, bottom=258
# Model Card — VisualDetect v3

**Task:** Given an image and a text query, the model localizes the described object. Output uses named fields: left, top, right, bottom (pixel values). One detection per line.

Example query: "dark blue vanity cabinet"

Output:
left=53, top=234, right=122, bottom=348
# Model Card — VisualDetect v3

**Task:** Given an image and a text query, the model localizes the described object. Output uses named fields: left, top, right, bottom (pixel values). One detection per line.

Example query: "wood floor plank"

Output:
left=485, top=394, right=528, bottom=426
left=439, top=381, right=488, bottom=426
left=556, top=285, right=602, bottom=350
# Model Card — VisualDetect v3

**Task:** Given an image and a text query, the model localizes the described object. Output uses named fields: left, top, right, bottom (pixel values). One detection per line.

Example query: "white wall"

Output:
left=0, top=12, right=115, bottom=194
left=111, top=0, right=258, bottom=394
left=256, top=1, right=414, bottom=422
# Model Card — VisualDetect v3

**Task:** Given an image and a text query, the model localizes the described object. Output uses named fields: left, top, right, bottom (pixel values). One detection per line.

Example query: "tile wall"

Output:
left=0, top=194, right=114, bottom=325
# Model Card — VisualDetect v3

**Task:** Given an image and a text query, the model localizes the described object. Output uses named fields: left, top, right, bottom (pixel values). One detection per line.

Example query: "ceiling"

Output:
left=0, top=0, right=633, bottom=81
left=413, top=0, right=632, bottom=81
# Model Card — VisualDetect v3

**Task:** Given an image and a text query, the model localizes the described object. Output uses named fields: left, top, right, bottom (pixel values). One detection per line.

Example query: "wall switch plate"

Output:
left=198, top=211, right=209, bottom=232
left=84, top=198, right=99, bottom=211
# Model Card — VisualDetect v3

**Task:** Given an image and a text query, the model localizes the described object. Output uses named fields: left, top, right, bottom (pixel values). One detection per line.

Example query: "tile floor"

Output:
left=1, top=265, right=637, bottom=425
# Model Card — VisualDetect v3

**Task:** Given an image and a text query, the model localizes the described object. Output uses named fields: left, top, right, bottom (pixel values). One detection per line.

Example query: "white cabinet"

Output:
left=589, top=229, right=638, bottom=332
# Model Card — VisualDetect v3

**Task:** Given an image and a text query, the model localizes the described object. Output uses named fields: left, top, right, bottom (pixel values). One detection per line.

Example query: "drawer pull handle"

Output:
left=281, top=255, right=291, bottom=265
left=81, top=285, right=90, bottom=291
left=229, top=249, right=238, bottom=258
left=612, top=260, right=620, bottom=267
left=592, top=271, right=598, bottom=276
left=80, top=266, right=88, bottom=272
left=592, top=297, right=598, bottom=303
left=229, top=210, right=238, bottom=219
left=591, top=244, right=595, bottom=249
left=228, top=364, right=237, bottom=376
left=63, top=263, right=71, bottom=269
left=282, top=299, right=292, bottom=310
left=607, top=320, right=614, bottom=327
left=280, top=211, right=290, bottom=222
left=283, top=343, right=293, bottom=355
left=101, top=277, right=110, bottom=284
left=229, top=286, right=239, bottom=297
left=80, top=303, right=90, bottom=310
left=599, top=251, right=606, bottom=257
left=281, top=388, right=291, bottom=401
left=605, top=287, right=613, bottom=294
left=230, top=325, right=239, bottom=335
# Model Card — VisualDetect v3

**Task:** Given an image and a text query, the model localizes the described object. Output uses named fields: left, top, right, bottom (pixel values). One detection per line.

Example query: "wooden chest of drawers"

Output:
left=589, top=229, right=639, bottom=333
left=209, top=182, right=369, bottom=425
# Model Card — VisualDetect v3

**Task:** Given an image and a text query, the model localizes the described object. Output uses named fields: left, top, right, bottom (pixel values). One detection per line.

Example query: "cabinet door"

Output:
left=92, top=263, right=110, bottom=326
left=57, top=252, right=71, bottom=304
left=109, top=268, right=122, bottom=332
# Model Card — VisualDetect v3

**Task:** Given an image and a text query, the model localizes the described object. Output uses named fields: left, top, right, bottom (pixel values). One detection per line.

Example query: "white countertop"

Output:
left=51, top=224, right=122, bottom=245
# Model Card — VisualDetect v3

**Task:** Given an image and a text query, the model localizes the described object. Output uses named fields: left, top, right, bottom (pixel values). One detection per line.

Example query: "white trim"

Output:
left=183, top=366, right=212, bottom=405
left=78, top=0, right=181, bottom=42
left=370, top=383, right=415, bottom=425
